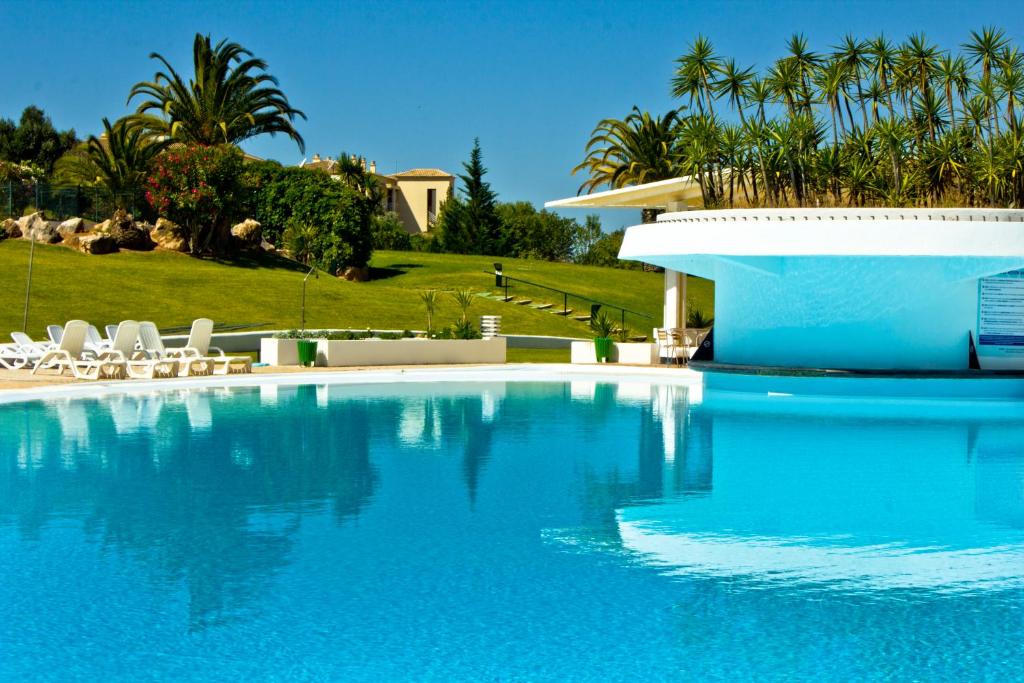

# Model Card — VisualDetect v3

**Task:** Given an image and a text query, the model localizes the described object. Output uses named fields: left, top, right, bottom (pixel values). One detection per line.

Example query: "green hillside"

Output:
left=0, top=241, right=713, bottom=339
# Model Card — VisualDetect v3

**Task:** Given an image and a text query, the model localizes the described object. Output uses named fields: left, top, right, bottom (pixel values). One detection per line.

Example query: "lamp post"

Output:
left=300, top=265, right=318, bottom=331
left=22, top=227, right=35, bottom=333
left=21, top=181, right=39, bottom=333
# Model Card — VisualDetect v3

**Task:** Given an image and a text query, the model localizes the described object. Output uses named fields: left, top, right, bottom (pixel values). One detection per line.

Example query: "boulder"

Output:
left=93, top=219, right=111, bottom=234
left=18, top=212, right=61, bottom=244
left=76, top=234, right=119, bottom=255
left=108, top=209, right=154, bottom=251
left=150, top=217, right=190, bottom=252
left=341, top=266, right=370, bottom=282
left=231, top=218, right=262, bottom=247
left=0, top=217, right=19, bottom=240
left=58, top=216, right=88, bottom=238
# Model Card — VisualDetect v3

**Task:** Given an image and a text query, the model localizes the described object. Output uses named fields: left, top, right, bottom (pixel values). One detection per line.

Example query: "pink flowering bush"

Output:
left=146, top=144, right=243, bottom=254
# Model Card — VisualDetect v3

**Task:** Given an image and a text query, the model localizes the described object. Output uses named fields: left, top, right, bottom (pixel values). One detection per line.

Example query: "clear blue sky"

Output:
left=3, top=0, right=1023, bottom=230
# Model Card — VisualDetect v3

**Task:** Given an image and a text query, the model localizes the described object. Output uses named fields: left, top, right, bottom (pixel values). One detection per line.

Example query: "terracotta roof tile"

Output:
left=393, top=168, right=453, bottom=178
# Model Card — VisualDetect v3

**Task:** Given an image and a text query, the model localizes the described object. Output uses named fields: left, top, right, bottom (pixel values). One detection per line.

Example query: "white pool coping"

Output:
left=0, top=364, right=704, bottom=405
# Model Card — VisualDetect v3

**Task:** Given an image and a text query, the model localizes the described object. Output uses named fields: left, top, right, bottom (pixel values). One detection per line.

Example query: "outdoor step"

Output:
left=499, top=296, right=515, bottom=302
left=572, top=315, right=591, bottom=322
left=553, top=309, right=573, bottom=316
left=531, top=303, right=553, bottom=310
left=515, top=299, right=532, bottom=305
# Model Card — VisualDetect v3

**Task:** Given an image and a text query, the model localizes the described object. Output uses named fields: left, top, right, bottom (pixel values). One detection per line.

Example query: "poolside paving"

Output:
left=0, top=363, right=688, bottom=392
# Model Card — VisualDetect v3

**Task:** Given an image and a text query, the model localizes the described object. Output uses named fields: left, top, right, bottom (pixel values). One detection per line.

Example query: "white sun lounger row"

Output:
left=3, top=318, right=252, bottom=380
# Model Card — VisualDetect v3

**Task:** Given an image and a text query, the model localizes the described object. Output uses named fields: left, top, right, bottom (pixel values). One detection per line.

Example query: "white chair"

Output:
left=164, top=318, right=251, bottom=375
left=46, top=324, right=64, bottom=346
left=85, top=325, right=111, bottom=356
left=33, top=320, right=128, bottom=379
left=655, top=328, right=685, bottom=366
left=10, top=332, right=52, bottom=366
left=130, top=322, right=206, bottom=377
left=0, top=343, right=29, bottom=370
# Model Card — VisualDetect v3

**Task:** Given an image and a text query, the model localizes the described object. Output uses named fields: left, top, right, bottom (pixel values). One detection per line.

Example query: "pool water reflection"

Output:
left=0, top=380, right=1022, bottom=680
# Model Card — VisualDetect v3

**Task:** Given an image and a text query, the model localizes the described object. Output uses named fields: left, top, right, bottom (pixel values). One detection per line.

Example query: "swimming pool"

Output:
left=1, top=374, right=1022, bottom=680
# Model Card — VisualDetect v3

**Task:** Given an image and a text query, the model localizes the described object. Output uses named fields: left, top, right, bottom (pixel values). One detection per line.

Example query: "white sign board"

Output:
left=978, top=270, right=1024, bottom=369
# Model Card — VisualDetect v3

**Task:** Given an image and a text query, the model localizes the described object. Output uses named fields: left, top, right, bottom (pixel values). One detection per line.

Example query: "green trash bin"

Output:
left=296, top=339, right=318, bottom=367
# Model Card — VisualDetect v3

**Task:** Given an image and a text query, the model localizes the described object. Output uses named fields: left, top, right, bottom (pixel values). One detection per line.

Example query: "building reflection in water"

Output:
left=616, top=387, right=1024, bottom=594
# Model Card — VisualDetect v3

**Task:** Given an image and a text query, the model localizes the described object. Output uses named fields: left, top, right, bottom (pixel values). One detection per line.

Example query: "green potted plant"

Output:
left=591, top=313, right=615, bottom=362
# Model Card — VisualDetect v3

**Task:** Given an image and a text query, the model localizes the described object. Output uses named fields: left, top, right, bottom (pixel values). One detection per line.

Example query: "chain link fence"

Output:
left=1, top=181, right=139, bottom=222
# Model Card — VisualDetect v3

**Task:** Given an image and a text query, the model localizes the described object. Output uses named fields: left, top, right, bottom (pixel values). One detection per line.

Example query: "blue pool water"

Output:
left=1, top=379, right=1023, bottom=681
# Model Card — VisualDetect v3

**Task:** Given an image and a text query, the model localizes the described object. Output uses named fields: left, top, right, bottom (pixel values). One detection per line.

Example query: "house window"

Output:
left=427, top=188, right=437, bottom=219
left=386, top=188, right=395, bottom=212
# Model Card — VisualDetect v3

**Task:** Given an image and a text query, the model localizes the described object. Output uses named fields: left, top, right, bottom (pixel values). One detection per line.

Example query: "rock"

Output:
left=0, top=217, right=18, bottom=240
left=341, top=266, right=370, bottom=282
left=108, top=209, right=154, bottom=251
left=18, top=212, right=61, bottom=244
left=57, top=217, right=87, bottom=238
left=1, top=218, right=20, bottom=239
left=260, top=239, right=276, bottom=252
left=150, top=217, right=190, bottom=252
left=93, top=219, right=111, bottom=234
left=76, top=234, right=119, bottom=255
left=231, top=219, right=262, bottom=247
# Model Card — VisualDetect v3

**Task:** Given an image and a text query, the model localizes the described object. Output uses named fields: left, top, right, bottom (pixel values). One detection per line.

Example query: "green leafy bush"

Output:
left=242, top=164, right=373, bottom=270
left=371, top=212, right=412, bottom=250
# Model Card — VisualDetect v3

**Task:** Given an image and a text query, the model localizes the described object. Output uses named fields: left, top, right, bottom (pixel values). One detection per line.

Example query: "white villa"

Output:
left=300, top=154, right=454, bottom=234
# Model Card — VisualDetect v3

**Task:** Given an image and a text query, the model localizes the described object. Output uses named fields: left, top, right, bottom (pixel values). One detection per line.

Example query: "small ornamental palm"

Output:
left=54, top=117, right=167, bottom=210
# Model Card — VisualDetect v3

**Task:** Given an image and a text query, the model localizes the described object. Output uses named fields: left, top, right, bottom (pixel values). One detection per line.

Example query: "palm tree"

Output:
left=714, top=59, right=755, bottom=123
left=672, top=35, right=721, bottom=116
left=572, top=107, right=682, bottom=194
left=996, top=53, right=1024, bottom=135
left=746, top=77, right=773, bottom=123
left=834, top=35, right=870, bottom=128
left=767, top=57, right=803, bottom=115
left=903, top=33, right=940, bottom=98
left=815, top=59, right=852, bottom=141
left=786, top=33, right=820, bottom=112
left=964, top=27, right=1009, bottom=82
left=54, top=117, right=167, bottom=209
left=935, top=54, right=969, bottom=128
left=867, top=35, right=899, bottom=120
left=128, top=33, right=306, bottom=151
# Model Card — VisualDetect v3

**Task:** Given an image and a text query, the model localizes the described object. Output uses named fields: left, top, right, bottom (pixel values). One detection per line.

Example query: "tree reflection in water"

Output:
left=0, top=380, right=691, bottom=633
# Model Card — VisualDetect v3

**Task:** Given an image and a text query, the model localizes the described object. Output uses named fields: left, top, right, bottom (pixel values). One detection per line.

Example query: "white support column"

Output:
left=663, top=269, right=686, bottom=330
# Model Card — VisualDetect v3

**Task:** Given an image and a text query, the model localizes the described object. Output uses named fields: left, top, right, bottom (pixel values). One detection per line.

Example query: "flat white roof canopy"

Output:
left=544, top=176, right=703, bottom=210
left=620, top=208, right=1024, bottom=259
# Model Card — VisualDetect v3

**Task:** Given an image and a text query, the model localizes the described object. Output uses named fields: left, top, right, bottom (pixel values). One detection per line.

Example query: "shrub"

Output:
left=145, top=144, right=244, bottom=254
left=242, top=164, right=373, bottom=270
left=371, top=211, right=412, bottom=250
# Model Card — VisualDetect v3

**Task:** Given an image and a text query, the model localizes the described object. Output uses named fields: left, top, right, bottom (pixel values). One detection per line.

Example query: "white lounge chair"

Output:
left=128, top=322, right=193, bottom=377
left=33, top=320, right=128, bottom=379
left=0, top=343, right=29, bottom=370
left=46, top=324, right=64, bottom=346
left=164, top=318, right=251, bottom=375
left=85, top=324, right=111, bottom=356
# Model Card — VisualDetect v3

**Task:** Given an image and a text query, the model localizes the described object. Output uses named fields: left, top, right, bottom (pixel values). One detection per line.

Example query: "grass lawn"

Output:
left=0, top=241, right=713, bottom=339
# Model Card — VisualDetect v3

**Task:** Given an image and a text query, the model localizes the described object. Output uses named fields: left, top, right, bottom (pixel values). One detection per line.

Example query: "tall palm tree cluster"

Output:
left=57, top=33, right=303, bottom=208
left=576, top=28, right=1024, bottom=209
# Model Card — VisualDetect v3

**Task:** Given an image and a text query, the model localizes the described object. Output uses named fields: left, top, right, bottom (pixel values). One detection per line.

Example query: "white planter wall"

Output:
left=260, top=338, right=300, bottom=366
left=261, top=337, right=506, bottom=367
left=570, top=341, right=658, bottom=365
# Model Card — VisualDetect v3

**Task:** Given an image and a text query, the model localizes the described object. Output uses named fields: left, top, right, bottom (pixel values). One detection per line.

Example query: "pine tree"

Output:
left=458, top=138, right=502, bottom=255
left=437, top=190, right=469, bottom=253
